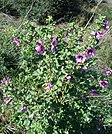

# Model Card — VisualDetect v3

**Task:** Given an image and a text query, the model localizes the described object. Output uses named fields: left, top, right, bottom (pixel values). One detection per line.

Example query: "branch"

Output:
left=84, top=0, right=103, bottom=29
left=18, top=0, right=36, bottom=30
left=8, top=0, right=36, bottom=54
left=95, top=26, right=112, bottom=47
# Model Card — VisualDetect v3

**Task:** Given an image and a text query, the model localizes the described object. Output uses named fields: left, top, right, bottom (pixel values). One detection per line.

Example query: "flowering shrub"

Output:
left=0, top=15, right=112, bottom=133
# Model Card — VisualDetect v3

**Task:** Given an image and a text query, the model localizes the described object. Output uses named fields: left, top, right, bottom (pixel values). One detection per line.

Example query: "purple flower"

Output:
left=38, top=40, right=44, bottom=46
left=104, top=20, right=108, bottom=25
left=66, top=29, right=73, bottom=37
left=105, top=68, right=112, bottom=75
left=0, top=83, right=2, bottom=87
left=47, top=83, right=53, bottom=89
left=4, top=98, right=11, bottom=104
left=99, top=80, right=108, bottom=88
left=42, top=112, right=44, bottom=115
left=29, top=113, right=34, bottom=119
left=104, top=25, right=109, bottom=30
left=33, top=31, right=37, bottom=36
left=13, top=36, right=20, bottom=46
left=21, top=106, right=27, bottom=112
left=97, top=128, right=101, bottom=131
left=51, top=38, right=57, bottom=52
left=45, top=83, right=53, bottom=90
left=98, top=119, right=103, bottom=125
left=36, top=60, right=43, bottom=64
left=51, top=38, right=57, bottom=46
left=81, top=66, right=87, bottom=71
left=86, top=48, right=96, bottom=57
left=51, top=45, right=55, bottom=52
left=83, top=97, right=87, bottom=101
left=103, top=126, right=107, bottom=130
left=66, top=76, right=71, bottom=81
left=35, top=45, right=43, bottom=52
left=104, top=20, right=109, bottom=30
left=3, top=89, right=6, bottom=93
left=90, top=90, right=99, bottom=96
left=91, top=31, right=104, bottom=39
left=39, top=50, right=46, bottom=55
left=91, top=31, right=96, bottom=36
left=75, top=54, right=86, bottom=63
left=1, top=78, right=7, bottom=83
left=96, top=31, right=103, bottom=40
left=6, top=78, right=11, bottom=83
left=1, top=78, right=11, bottom=84
left=35, top=40, right=46, bottom=55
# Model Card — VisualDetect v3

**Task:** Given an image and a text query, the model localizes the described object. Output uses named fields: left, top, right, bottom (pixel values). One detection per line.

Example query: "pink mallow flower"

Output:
left=51, top=45, right=55, bottom=52
left=3, top=89, right=6, bottom=93
left=35, top=40, right=46, bottom=55
left=96, top=31, right=103, bottom=40
left=104, top=20, right=108, bottom=25
left=6, top=78, right=11, bottom=83
left=104, top=20, right=109, bottom=30
left=90, top=90, right=99, bottom=96
left=91, top=31, right=96, bottom=36
left=1, top=78, right=11, bottom=84
left=21, top=106, right=27, bottom=112
left=38, top=40, right=44, bottom=46
left=51, top=38, right=57, bottom=46
left=81, top=66, right=87, bottom=71
left=29, top=113, right=34, bottom=119
left=51, top=38, right=57, bottom=52
left=99, top=80, right=108, bottom=88
left=13, top=36, right=20, bottom=46
left=45, top=83, right=53, bottom=90
left=4, top=98, right=11, bottom=104
left=104, top=25, right=109, bottom=30
left=75, top=54, right=86, bottom=64
left=105, top=68, right=112, bottom=76
left=86, top=48, right=96, bottom=57
left=35, top=45, right=43, bottom=52
left=66, top=29, right=73, bottom=37
left=0, top=83, right=2, bottom=87
left=39, top=50, right=46, bottom=55
left=66, top=76, right=71, bottom=81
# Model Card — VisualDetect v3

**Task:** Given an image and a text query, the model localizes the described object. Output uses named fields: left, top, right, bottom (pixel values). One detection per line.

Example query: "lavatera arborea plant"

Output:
left=1, top=17, right=112, bottom=133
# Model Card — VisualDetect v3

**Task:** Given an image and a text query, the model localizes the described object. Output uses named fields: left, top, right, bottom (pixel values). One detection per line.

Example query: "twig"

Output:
left=7, top=0, right=35, bottom=54
left=18, top=0, right=35, bottom=30
left=0, top=13, right=13, bottom=20
left=0, top=5, right=7, bottom=10
left=96, top=26, right=112, bottom=46
left=0, top=0, right=10, bottom=10
left=84, top=0, right=103, bottom=29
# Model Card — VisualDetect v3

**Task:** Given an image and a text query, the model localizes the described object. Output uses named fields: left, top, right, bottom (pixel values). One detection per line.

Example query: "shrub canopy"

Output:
left=0, top=0, right=81, bottom=23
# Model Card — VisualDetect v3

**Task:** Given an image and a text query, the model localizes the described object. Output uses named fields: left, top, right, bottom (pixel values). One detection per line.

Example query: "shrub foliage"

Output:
left=0, top=0, right=81, bottom=23
left=0, top=15, right=112, bottom=133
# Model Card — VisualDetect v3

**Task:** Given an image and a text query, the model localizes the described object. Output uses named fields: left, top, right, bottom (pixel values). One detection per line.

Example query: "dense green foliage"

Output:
left=0, top=14, right=112, bottom=133
left=0, top=0, right=82, bottom=23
